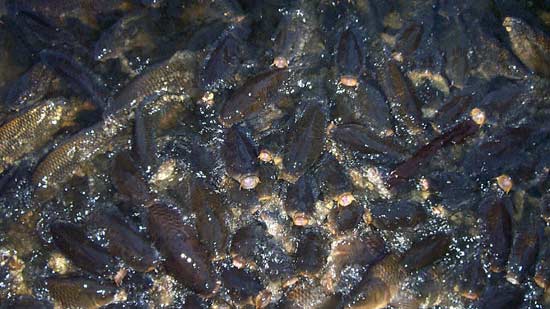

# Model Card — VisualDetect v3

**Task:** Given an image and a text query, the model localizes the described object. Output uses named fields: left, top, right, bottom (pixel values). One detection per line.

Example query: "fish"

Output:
left=315, top=154, right=354, bottom=207
left=280, top=101, right=326, bottom=183
left=331, top=81, right=394, bottom=137
left=187, top=179, right=229, bottom=259
left=284, top=173, right=319, bottom=226
left=400, top=234, right=451, bottom=272
left=389, top=116, right=480, bottom=187
left=218, top=68, right=288, bottom=127
left=220, top=265, right=265, bottom=305
left=336, top=29, right=363, bottom=87
left=46, top=276, right=126, bottom=309
left=321, top=231, right=386, bottom=293
left=147, top=202, right=217, bottom=296
left=0, top=97, right=92, bottom=174
left=393, top=22, right=423, bottom=61
left=365, top=200, right=427, bottom=231
left=230, top=221, right=295, bottom=283
left=200, top=22, right=249, bottom=94
left=90, top=208, right=158, bottom=272
left=93, top=10, right=154, bottom=62
left=280, top=278, right=343, bottom=309
left=378, top=60, right=423, bottom=137
left=327, top=204, right=364, bottom=235
left=134, top=91, right=189, bottom=171
left=111, top=50, right=196, bottom=114
left=455, top=257, right=485, bottom=300
left=50, top=221, right=116, bottom=275
left=345, top=253, right=408, bottom=309
left=272, top=0, right=320, bottom=68
left=535, top=226, right=550, bottom=289
left=329, top=124, right=406, bottom=162
left=40, top=49, right=110, bottom=111
left=32, top=106, right=132, bottom=202
left=294, top=229, right=328, bottom=276
left=479, top=194, right=513, bottom=273
left=222, top=125, right=260, bottom=190
left=111, top=150, right=152, bottom=205
left=503, top=16, right=550, bottom=77
left=506, top=202, right=540, bottom=285
left=4, top=62, right=58, bottom=109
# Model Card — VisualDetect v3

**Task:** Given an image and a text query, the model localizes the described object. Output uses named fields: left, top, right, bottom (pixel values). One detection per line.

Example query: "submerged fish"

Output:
left=46, top=276, right=126, bottom=309
left=0, top=97, right=92, bottom=174
left=147, top=202, right=217, bottom=296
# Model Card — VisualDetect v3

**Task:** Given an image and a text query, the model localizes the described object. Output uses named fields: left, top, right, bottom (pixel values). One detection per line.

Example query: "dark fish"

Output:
left=220, top=266, right=264, bottom=303
left=432, top=94, right=473, bottom=132
left=230, top=222, right=269, bottom=268
left=112, top=50, right=196, bottom=114
left=456, top=257, right=486, bottom=300
left=474, top=283, right=523, bottom=309
left=321, top=232, right=386, bottom=293
left=272, top=2, right=318, bottom=68
left=188, top=179, right=228, bottom=259
left=4, top=62, right=57, bottom=109
left=365, top=200, right=427, bottom=231
left=506, top=204, right=540, bottom=285
left=218, top=69, right=288, bottom=127
left=327, top=204, right=364, bottom=235
left=258, top=129, right=286, bottom=165
left=200, top=24, right=248, bottom=92
left=436, top=14, right=469, bottom=89
left=378, top=60, right=423, bottom=136
left=294, top=229, right=328, bottom=276
left=331, top=81, right=394, bottom=137
left=6, top=0, right=134, bottom=29
left=469, top=22, right=526, bottom=80
left=93, top=10, right=153, bottom=62
left=463, top=126, right=534, bottom=181
left=401, top=234, right=451, bottom=272
left=147, top=202, right=217, bottom=295
left=535, top=226, right=550, bottom=289
left=329, top=124, right=406, bottom=162
left=91, top=208, right=158, bottom=272
left=46, top=276, right=126, bottom=309
left=222, top=125, right=260, bottom=190
left=503, top=16, right=550, bottom=77
left=336, top=29, right=363, bottom=87
left=111, top=151, right=152, bottom=205
left=0, top=97, right=92, bottom=174
left=425, top=171, right=480, bottom=212
left=315, top=154, right=354, bottom=207
left=7, top=9, right=91, bottom=58
left=50, top=222, right=115, bottom=275
left=393, top=22, right=423, bottom=60
left=230, top=222, right=295, bottom=282
left=284, top=173, right=319, bottom=226
left=479, top=194, right=513, bottom=273
left=280, top=101, right=326, bottom=183
left=134, top=92, right=189, bottom=171
left=255, top=164, right=280, bottom=201
left=40, top=49, right=110, bottom=111
left=389, top=118, right=479, bottom=187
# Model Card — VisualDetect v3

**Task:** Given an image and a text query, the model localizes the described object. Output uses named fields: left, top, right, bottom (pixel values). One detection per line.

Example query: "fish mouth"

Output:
left=239, top=174, right=260, bottom=190
left=273, top=56, right=289, bottom=69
